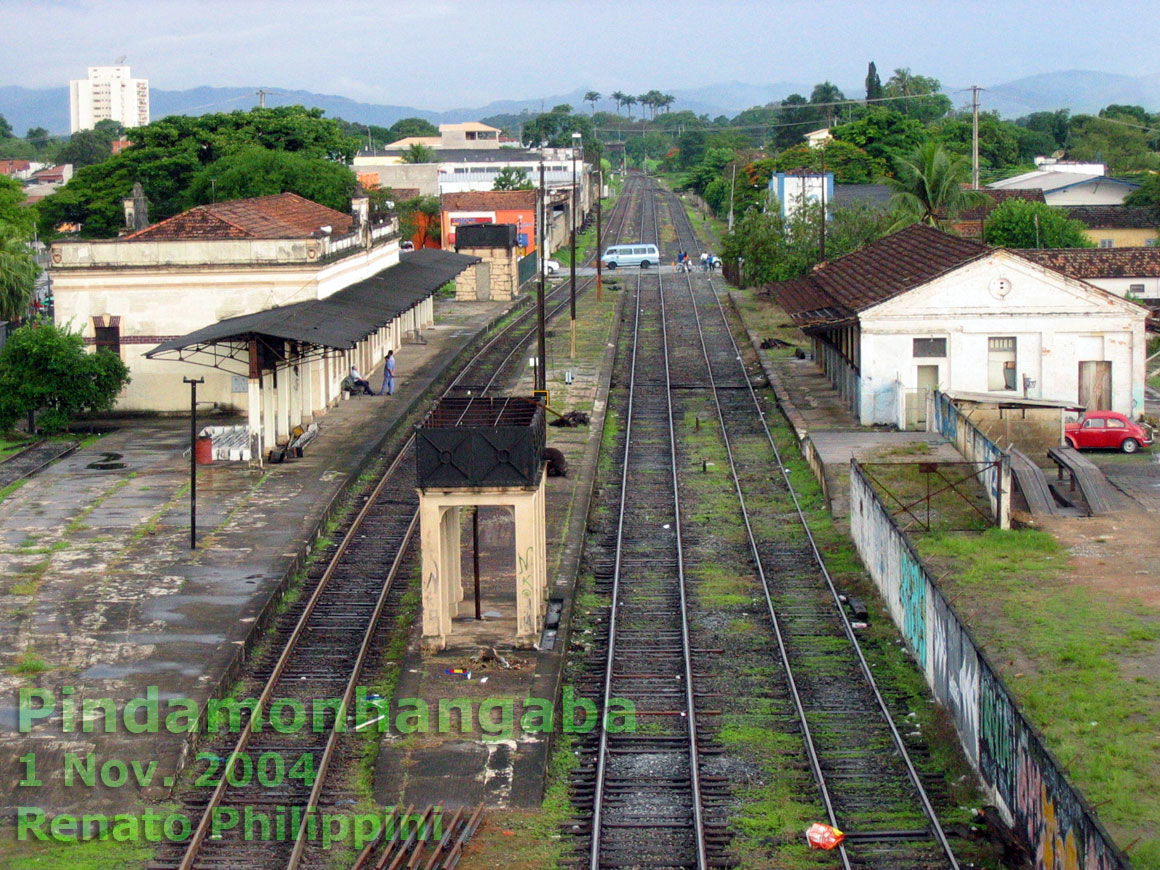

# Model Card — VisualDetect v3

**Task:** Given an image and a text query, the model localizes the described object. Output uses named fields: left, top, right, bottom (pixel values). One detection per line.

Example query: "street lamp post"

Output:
left=537, top=144, right=547, bottom=392
left=569, top=131, right=581, bottom=359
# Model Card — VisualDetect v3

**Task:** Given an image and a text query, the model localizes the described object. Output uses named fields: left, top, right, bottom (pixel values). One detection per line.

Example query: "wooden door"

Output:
left=1078, top=361, right=1112, bottom=410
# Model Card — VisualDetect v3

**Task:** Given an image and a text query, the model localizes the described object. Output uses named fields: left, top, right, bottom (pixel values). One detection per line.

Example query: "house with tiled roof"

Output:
left=1063, top=206, right=1158, bottom=249
left=50, top=191, right=478, bottom=456
left=769, top=224, right=1147, bottom=426
left=1019, top=247, right=1160, bottom=305
left=950, top=189, right=1047, bottom=238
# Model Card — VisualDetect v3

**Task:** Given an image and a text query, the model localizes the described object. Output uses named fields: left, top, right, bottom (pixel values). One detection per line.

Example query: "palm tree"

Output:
left=624, top=95, right=637, bottom=119
left=0, top=226, right=39, bottom=322
left=885, top=141, right=987, bottom=228
left=809, top=81, right=845, bottom=127
left=584, top=91, right=601, bottom=115
left=660, top=94, right=676, bottom=113
left=610, top=90, right=626, bottom=115
left=401, top=143, right=437, bottom=164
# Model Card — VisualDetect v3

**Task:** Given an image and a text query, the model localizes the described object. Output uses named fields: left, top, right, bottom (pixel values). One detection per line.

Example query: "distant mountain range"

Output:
left=2, top=70, right=1158, bottom=138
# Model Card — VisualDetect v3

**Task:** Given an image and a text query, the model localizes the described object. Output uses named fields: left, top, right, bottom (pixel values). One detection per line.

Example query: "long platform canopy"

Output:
left=147, top=249, right=480, bottom=375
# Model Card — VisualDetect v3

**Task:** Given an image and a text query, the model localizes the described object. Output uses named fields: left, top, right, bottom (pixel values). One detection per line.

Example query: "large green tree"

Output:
left=37, top=106, right=359, bottom=238
left=831, top=109, right=927, bottom=167
left=0, top=114, right=13, bottom=139
left=0, top=225, right=39, bottom=322
left=865, top=62, right=884, bottom=102
left=185, top=146, right=357, bottom=211
left=984, top=199, right=1094, bottom=248
left=1125, top=174, right=1160, bottom=215
left=769, top=141, right=886, bottom=184
left=885, top=141, right=986, bottom=226
left=388, top=117, right=439, bottom=140
left=0, top=176, right=35, bottom=236
left=884, top=68, right=951, bottom=123
left=0, top=322, right=130, bottom=433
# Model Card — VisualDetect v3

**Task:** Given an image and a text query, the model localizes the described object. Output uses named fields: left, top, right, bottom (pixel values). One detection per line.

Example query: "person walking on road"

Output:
left=379, top=350, right=396, bottom=396
left=700, top=251, right=709, bottom=272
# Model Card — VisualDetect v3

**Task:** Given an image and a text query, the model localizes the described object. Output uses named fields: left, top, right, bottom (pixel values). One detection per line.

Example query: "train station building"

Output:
left=50, top=190, right=479, bottom=459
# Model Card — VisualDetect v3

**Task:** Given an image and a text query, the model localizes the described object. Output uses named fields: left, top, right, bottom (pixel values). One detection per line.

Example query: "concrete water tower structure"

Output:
left=415, top=396, right=548, bottom=650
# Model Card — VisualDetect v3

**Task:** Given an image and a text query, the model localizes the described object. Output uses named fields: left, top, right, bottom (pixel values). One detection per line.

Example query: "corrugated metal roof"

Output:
left=147, top=249, right=480, bottom=362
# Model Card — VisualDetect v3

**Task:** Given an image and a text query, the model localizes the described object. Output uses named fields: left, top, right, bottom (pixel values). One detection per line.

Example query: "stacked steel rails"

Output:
left=149, top=178, right=646, bottom=870
left=660, top=181, right=963, bottom=867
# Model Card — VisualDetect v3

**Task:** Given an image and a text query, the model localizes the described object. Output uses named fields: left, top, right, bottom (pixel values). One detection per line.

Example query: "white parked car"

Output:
left=544, top=259, right=561, bottom=275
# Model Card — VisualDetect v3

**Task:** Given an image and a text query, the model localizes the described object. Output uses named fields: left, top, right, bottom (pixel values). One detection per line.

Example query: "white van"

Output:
left=602, top=244, right=660, bottom=270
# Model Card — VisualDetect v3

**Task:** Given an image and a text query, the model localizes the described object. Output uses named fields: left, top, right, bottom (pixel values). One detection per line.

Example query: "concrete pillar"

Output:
left=276, top=364, right=290, bottom=444
left=248, top=378, right=262, bottom=460
left=261, top=373, right=276, bottom=451
left=420, top=499, right=451, bottom=650
left=301, top=358, right=315, bottom=423
left=289, top=363, right=303, bottom=430
left=513, top=493, right=541, bottom=644
left=447, top=506, right=463, bottom=605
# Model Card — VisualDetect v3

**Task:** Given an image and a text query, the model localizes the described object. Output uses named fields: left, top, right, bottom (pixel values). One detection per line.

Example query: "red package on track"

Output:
left=805, top=822, right=845, bottom=850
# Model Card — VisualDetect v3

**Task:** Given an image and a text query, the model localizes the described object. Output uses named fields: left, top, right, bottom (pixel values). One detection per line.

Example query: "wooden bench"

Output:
left=1046, top=446, right=1122, bottom=515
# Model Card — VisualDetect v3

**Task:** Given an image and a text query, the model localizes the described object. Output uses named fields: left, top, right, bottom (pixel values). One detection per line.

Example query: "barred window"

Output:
left=912, top=338, right=946, bottom=357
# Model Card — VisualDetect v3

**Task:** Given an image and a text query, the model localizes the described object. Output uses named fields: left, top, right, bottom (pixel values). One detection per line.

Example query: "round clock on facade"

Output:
left=989, top=276, right=1013, bottom=299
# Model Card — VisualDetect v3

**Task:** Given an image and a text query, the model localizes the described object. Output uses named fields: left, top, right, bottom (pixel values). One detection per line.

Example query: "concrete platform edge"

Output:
left=531, top=286, right=629, bottom=805
left=170, top=298, right=526, bottom=792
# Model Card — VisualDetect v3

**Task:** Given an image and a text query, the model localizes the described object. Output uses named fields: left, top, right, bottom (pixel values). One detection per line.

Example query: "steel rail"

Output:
left=653, top=192, right=709, bottom=870
left=588, top=180, right=707, bottom=870
left=674, top=262, right=852, bottom=870
left=173, top=174, right=645, bottom=870
left=665, top=184, right=960, bottom=866
left=175, top=441, right=416, bottom=870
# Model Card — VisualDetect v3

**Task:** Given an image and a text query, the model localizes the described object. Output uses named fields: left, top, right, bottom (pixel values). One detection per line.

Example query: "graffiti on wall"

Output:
left=851, top=460, right=1127, bottom=870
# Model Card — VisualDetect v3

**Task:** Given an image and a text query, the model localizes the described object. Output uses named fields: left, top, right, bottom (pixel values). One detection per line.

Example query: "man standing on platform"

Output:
left=379, top=349, right=396, bottom=396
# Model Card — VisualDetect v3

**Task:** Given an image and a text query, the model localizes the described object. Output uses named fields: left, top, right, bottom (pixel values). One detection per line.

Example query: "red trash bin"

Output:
left=195, top=435, right=213, bottom=465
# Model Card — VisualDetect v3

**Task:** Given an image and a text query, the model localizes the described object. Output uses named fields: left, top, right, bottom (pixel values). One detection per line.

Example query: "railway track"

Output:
left=0, top=439, right=80, bottom=488
left=150, top=175, right=648, bottom=870
left=568, top=178, right=967, bottom=868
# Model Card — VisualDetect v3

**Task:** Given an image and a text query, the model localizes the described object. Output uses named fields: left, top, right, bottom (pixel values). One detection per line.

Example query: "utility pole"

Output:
left=569, top=132, right=581, bottom=359
left=537, top=149, right=547, bottom=392
left=727, top=163, right=737, bottom=233
left=818, top=145, right=827, bottom=263
left=184, top=377, right=204, bottom=549
left=971, top=85, right=981, bottom=189
left=596, top=163, right=603, bottom=302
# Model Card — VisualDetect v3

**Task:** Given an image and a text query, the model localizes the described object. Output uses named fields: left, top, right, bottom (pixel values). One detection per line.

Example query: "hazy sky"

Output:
left=3, top=0, right=1158, bottom=109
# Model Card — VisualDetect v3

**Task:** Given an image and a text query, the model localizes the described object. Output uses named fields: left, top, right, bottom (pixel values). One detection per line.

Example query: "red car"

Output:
left=1065, top=411, right=1154, bottom=453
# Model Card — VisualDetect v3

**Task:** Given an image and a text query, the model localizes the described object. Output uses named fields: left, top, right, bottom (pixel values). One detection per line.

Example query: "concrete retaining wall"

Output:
left=849, top=461, right=1129, bottom=870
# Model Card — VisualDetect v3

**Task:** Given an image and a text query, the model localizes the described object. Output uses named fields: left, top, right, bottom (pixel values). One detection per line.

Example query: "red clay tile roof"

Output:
left=955, top=188, right=1046, bottom=224
left=124, top=193, right=354, bottom=241
left=441, top=190, right=537, bottom=212
left=0, top=159, right=31, bottom=175
left=1017, top=247, right=1160, bottom=279
left=769, top=223, right=990, bottom=327
left=1065, top=205, right=1159, bottom=230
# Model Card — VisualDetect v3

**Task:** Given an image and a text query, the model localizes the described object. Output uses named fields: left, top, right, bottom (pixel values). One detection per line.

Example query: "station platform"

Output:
left=374, top=279, right=627, bottom=811
left=0, top=297, right=516, bottom=818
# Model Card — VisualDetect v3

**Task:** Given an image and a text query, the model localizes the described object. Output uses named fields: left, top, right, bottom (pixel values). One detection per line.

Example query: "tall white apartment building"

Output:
left=69, top=65, right=150, bottom=133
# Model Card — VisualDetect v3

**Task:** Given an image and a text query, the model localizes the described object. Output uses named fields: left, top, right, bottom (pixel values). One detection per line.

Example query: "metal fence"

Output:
left=817, top=337, right=860, bottom=421
left=930, top=390, right=1011, bottom=528
left=849, top=460, right=1130, bottom=870
left=517, top=251, right=538, bottom=288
